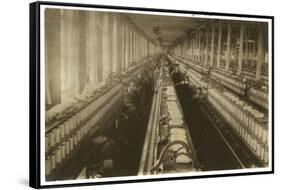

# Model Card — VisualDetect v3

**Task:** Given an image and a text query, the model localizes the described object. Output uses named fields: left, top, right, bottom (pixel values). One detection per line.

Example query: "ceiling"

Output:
left=125, top=13, right=264, bottom=48
left=125, top=13, right=207, bottom=47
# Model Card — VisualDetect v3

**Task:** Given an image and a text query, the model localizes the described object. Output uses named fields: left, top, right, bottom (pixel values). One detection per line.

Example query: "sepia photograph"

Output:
left=29, top=1, right=273, bottom=188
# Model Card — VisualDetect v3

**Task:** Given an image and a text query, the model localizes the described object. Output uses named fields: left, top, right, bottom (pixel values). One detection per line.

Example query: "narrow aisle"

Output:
left=173, top=73, right=242, bottom=171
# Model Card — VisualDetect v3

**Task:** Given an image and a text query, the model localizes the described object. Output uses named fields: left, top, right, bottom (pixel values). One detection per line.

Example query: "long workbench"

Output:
left=138, top=62, right=198, bottom=175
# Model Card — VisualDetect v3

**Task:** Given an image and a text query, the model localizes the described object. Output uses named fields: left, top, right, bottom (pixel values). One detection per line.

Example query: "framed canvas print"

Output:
left=29, top=1, right=274, bottom=188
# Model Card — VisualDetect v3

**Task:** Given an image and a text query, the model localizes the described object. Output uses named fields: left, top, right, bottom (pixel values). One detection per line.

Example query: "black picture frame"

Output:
left=29, top=1, right=274, bottom=188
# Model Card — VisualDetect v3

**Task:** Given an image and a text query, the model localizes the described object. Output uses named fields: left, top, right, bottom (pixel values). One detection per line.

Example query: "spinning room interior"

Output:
left=29, top=1, right=274, bottom=188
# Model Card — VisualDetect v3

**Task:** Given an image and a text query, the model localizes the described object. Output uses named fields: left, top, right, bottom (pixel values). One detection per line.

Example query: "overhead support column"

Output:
left=184, top=40, right=187, bottom=58
left=210, top=23, right=215, bottom=67
left=120, top=18, right=125, bottom=72
left=132, top=30, right=136, bottom=61
left=245, top=26, right=249, bottom=65
left=180, top=43, right=183, bottom=57
left=129, top=26, right=133, bottom=65
left=96, top=13, right=104, bottom=82
left=255, top=25, right=264, bottom=81
left=251, top=39, right=256, bottom=66
left=187, top=39, right=190, bottom=59
left=237, top=23, right=245, bottom=75
left=117, top=16, right=122, bottom=73
left=195, top=32, right=198, bottom=61
left=136, top=31, right=140, bottom=61
left=102, top=13, right=110, bottom=79
left=191, top=37, right=195, bottom=61
left=132, top=27, right=135, bottom=61
left=194, top=36, right=197, bottom=61
left=112, top=15, right=118, bottom=72
left=225, top=23, right=232, bottom=71
left=204, top=28, right=209, bottom=65
left=108, top=14, right=113, bottom=75
left=128, top=25, right=132, bottom=66
left=198, top=30, right=201, bottom=62
left=216, top=21, right=222, bottom=68
left=134, top=30, right=137, bottom=61
left=124, top=22, right=129, bottom=71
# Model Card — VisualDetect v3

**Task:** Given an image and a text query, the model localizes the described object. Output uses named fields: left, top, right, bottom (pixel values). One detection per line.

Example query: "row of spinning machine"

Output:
left=44, top=56, right=154, bottom=180
left=139, top=58, right=198, bottom=175
left=168, top=54, right=268, bottom=167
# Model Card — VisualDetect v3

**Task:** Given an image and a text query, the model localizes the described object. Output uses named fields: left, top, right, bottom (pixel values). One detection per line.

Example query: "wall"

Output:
left=45, top=9, right=155, bottom=109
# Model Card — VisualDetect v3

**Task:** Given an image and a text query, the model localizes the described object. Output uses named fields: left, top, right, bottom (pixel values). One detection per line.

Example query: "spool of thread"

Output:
left=65, top=120, right=70, bottom=136
left=76, top=132, right=80, bottom=144
left=66, top=139, right=70, bottom=155
left=59, top=124, right=65, bottom=139
left=69, top=117, right=74, bottom=132
left=241, top=126, right=246, bottom=142
left=248, top=110, right=255, bottom=136
left=246, top=130, right=251, bottom=147
left=252, top=135, right=258, bottom=152
left=77, top=129, right=81, bottom=142
left=86, top=122, right=90, bottom=133
left=74, top=133, right=78, bottom=146
left=79, top=112, right=83, bottom=125
left=75, top=113, right=78, bottom=123
left=45, top=156, right=52, bottom=176
left=99, top=109, right=103, bottom=120
left=83, top=109, right=86, bottom=120
left=80, top=110, right=83, bottom=122
left=95, top=112, right=99, bottom=122
left=80, top=126, right=85, bottom=139
left=243, top=106, right=250, bottom=129
left=85, top=123, right=88, bottom=134
left=55, top=146, right=62, bottom=165
left=72, top=116, right=76, bottom=130
left=61, top=142, right=66, bottom=160
left=81, top=125, right=85, bottom=137
left=264, top=146, right=269, bottom=163
left=84, top=108, right=87, bottom=120
left=92, top=101, right=95, bottom=112
left=255, top=122, right=261, bottom=141
left=70, top=137, right=74, bottom=151
left=84, top=108, right=88, bottom=120
left=97, top=110, right=101, bottom=121
left=90, top=103, right=93, bottom=113
left=88, top=106, right=91, bottom=117
left=260, top=145, right=265, bottom=161
left=262, top=126, right=268, bottom=145
left=69, top=117, right=74, bottom=133
left=82, top=123, right=87, bottom=136
left=55, top=127, right=60, bottom=144
left=248, top=132, right=253, bottom=150
left=49, top=131, right=55, bottom=147
left=45, top=134, right=50, bottom=153
left=79, top=110, right=84, bottom=122
left=256, top=142, right=262, bottom=158
left=85, top=107, right=88, bottom=118
left=96, top=98, right=100, bottom=109
left=51, top=153, right=56, bottom=170
left=254, top=111, right=264, bottom=139
left=76, top=113, right=80, bottom=125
